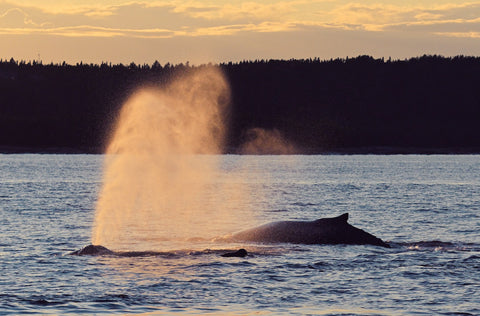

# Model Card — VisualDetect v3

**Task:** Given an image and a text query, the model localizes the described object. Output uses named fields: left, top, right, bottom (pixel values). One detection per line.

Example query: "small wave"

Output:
left=440, top=312, right=477, bottom=316
left=115, top=248, right=282, bottom=258
left=392, top=241, right=480, bottom=252
left=463, top=254, right=480, bottom=261
left=338, top=183, right=362, bottom=191
left=114, top=250, right=180, bottom=258
left=28, top=298, right=63, bottom=306
left=69, top=244, right=259, bottom=258
left=266, top=209, right=289, bottom=213
left=292, top=202, right=317, bottom=207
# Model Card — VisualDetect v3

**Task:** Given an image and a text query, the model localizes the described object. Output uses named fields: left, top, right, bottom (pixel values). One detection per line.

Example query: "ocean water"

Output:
left=0, top=154, right=479, bottom=315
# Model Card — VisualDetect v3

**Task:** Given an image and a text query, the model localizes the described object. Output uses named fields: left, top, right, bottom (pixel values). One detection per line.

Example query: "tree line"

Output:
left=1, top=55, right=480, bottom=153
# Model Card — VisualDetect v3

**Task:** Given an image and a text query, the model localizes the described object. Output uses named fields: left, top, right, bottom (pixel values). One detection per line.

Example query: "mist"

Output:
left=91, top=67, right=251, bottom=251
left=239, top=128, right=298, bottom=155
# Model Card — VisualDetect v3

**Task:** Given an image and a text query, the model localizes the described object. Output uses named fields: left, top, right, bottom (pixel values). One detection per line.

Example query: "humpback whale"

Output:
left=231, top=213, right=390, bottom=247
left=70, top=244, right=249, bottom=257
left=221, top=248, right=248, bottom=257
left=70, top=213, right=389, bottom=256
left=69, top=245, right=114, bottom=256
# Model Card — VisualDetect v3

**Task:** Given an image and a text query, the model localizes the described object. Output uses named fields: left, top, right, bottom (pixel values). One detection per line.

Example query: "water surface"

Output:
left=1, top=154, right=479, bottom=315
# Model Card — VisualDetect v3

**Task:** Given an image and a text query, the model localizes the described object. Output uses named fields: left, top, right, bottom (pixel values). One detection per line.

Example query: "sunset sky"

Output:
left=2, top=0, right=480, bottom=64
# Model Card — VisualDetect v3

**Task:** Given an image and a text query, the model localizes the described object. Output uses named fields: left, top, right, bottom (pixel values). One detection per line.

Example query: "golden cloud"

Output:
left=2, top=0, right=480, bottom=39
left=328, top=2, right=480, bottom=31
left=435, top=31, right=480, bottom=38
left=0, top=25, right=175, bottom=38
left=187, top=21, right=299, bottom=36
left=173, top=1, right=299, bottom=21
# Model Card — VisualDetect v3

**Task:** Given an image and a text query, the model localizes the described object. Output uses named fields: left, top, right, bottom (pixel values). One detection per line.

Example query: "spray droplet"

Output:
left=92, top=67, right=250, bottom=251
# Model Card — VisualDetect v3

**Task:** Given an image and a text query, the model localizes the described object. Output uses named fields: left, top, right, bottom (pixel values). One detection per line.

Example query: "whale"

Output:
left=230, top=213, right=390, bottom=247
left=70, top=213, right=389, bottom=256
left=69, top=245, right=115, bottom=256
left=220, top=248, right=248, bottom=258
left=69, top=244, right=249, bottom=257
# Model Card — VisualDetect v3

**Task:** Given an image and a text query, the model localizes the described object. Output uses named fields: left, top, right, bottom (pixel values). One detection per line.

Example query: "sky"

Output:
left=1, top=0, right=480, bottom=64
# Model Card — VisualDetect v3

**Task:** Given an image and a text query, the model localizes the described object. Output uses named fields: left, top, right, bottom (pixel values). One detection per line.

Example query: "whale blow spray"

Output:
left=92, top=67, right=247, bottom=250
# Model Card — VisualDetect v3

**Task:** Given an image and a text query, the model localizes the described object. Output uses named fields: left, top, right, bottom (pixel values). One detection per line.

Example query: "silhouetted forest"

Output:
left=1, top=55, right=480, bottom=154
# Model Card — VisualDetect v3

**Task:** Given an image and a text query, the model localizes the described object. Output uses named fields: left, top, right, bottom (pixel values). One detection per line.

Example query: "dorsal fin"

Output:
left=314, top=213, right=349, bottom=224
left=333, top=213, right=349, bottom=222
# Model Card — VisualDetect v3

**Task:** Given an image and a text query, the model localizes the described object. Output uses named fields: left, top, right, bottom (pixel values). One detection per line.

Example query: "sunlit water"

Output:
left=1, top=154, right=479, bottom=315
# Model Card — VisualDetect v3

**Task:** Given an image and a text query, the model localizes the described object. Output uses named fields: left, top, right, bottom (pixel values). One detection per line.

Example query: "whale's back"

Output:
left=232, top=213, right=389, bottom=247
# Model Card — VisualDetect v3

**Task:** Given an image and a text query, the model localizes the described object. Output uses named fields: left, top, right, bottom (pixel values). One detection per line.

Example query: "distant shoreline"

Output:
left=0, top=146, right=100, bottom=155
left=2, top=146, right=480, bottom=155
left=2, top=56, right=480, bottom=153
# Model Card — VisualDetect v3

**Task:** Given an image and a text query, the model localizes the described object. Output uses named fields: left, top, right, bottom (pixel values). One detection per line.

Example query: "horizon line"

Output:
left=2, top=53, right=480, bottom=68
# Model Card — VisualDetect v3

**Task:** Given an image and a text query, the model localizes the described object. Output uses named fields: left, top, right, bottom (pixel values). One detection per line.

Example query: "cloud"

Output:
left=0, top=8, right=30, bottom=27
left=435, top=31, right=480, bottom=38
left=2, top=0, right=480, bottom=42
left=385, top=18, right=480, bottom=32
left=0, top=6, right=51, bottom=27
left=0, top=1, right=310, bottom=38
left=327, top=2, right=480, bottom=32
left=0, top=22, right=302, bottom=38
left=0, top=25, right=176, bottom=38
left=4, top=22, right=480, bottom=66
left=172, top=1, right=300, bottom=22
left=188, top=21, right=299, bottom=36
